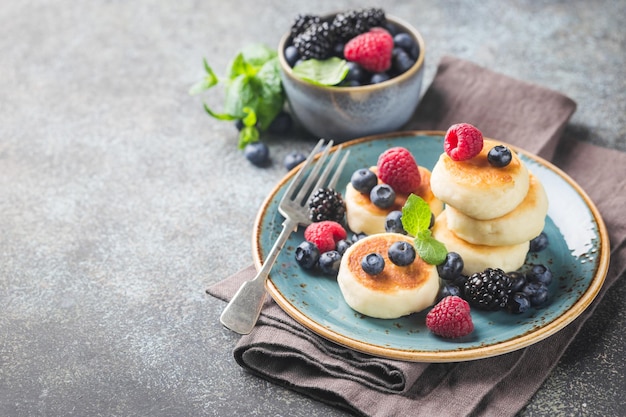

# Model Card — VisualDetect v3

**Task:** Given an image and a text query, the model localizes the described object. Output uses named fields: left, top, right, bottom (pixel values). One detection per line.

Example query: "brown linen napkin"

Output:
left=207, top=56, right=626, bottom=417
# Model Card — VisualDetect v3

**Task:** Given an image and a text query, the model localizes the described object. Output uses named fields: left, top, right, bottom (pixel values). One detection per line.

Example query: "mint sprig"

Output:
left=189, top=44, right=286, bottom=149
left=401, top=194, right=447, bottom=265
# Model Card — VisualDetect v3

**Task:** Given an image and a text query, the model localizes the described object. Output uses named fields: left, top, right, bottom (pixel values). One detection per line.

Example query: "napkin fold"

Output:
left=207, top=56, right=626, bottom=417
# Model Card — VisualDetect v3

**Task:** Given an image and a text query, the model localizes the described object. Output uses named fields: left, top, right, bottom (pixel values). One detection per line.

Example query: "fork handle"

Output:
left=219, top=218, right=299, bottom=334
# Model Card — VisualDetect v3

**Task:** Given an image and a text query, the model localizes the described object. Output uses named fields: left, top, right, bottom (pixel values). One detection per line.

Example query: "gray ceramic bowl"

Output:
left=278, top=15, right=425, bottom=142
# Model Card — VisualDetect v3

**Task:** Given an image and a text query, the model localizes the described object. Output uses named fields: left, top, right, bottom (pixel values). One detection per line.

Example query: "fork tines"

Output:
left=283, top=139, right=350, bottom=207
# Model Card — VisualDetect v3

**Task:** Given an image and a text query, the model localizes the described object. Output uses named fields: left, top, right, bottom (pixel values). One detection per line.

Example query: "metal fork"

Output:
left=220, top=139, right=350, bottom=334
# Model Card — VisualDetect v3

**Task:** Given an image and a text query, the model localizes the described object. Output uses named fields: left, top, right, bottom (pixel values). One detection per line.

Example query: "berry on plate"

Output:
left=361, top=252, right=385, bottom=275
left=426, top=296, right=474, bottom=339
left=308, top=187, right=346, bottom=223
left=387, top=241, right=416, bottom=266
left=304, top=220, right=347, bottom=253
left=487, top=145, right=512, bottom=167
left=376, top=147, right=421, bottom=193
left=294, top=241, right=320, bottom=269
left=350, top=168, right=378, bottom=194
left=464, top=268, right=512, bottom=311
left=370, top=183, right=396, bottom=209
left=444, top=123, right=484, bottom=161
left=344, top=27, right=394, bottom=73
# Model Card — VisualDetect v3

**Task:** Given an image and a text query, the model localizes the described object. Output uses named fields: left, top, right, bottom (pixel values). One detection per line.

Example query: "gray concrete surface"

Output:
left=1, top=0, right=625, bottom=416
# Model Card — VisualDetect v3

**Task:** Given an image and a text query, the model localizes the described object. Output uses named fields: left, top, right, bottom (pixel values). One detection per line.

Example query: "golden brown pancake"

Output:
left=430, top=139, right=530, bottom=220
left=431, top=211, right=530, bottom=275
left=445, top=173, right=548, bottom=246
left=337, top=233, right=440, bottom=319
left=345, top=166, right=443, bottom=235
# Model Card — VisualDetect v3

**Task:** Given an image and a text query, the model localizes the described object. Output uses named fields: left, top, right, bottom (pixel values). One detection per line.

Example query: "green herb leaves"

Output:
left=189, top=44, right=285, bottom=149
left=401, top=194, right=447, bottom=265
left=292, top=57, right=349, bottom=86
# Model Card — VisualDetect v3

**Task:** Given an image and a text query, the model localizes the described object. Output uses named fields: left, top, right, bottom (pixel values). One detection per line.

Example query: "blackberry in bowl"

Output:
left=278, top=9, right=426, bottom=142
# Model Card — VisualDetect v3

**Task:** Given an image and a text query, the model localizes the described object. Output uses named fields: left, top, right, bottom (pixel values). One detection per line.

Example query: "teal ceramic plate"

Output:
left=253, top=132, right=609, bottom=362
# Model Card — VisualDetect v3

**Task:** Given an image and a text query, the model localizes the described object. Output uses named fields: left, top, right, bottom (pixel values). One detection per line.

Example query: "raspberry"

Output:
left=425, top=296, right=474, bottom=339
left=444, top=123, right=484, bottom=161
left=304, top=221, right=347, bottom=253
left=343, top=28, right=393, bottom=73
left=376, top=147, right=421, bottom=194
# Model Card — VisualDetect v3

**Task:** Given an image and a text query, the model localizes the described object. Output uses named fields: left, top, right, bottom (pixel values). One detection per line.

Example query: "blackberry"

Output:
left=359, top=7, right=386, bottom=29
left=293, top=21, right=335, bottom=60
left=464, top=268, right=512, bottom=311
left=331, top=10, right=365, bottom=41
left=308, top=187, right=346, bottom=223
left=331, top=8, right=386, bottom=42
left=290, top=14, right=320, bottom=38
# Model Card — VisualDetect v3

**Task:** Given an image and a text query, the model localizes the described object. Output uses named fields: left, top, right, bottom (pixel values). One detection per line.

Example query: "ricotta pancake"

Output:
left=432, top=211, right=530, bottom=275
left=345, top=166, right=443, bottom=235
left=337, top=233, right=440, bottom=319
left=445, top=173, right=548, bottom=246
left=430, top=139, right=530, bottom=220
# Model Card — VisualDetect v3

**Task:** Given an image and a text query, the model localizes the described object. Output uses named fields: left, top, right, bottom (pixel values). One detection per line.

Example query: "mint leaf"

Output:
left=401, top=194, right=432, bottom=236
left=293, top=57, right=349, bottom=86
left=202, top=103, right=238, bottom=121
left=254, top=58, right=285, bottom=130
left=415, top=230, right=448, bottom=265
left=238, top=125, right=259, bottom=149
left=189, top=59, right=219, bottom=95
left=239, top=44, right=277, bottom=69
left=241, top=107, right=257, bottom=127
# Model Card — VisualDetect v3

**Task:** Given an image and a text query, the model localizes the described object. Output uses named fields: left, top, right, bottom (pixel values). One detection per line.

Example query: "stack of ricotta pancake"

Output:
left=430, top=139, right=548, bottom=275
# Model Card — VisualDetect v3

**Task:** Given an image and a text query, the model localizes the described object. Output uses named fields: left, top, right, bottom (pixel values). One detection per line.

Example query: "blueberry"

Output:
left=437, top=252, right=464, bottom=281
left=318, top=251, right=342, bottom=275
left=345, top=61, right=366, bottom=84
left=529, top=232, right=549, bottom=252
left=370, top=184, right=396, bottom=209
left=351, top=232, right=368, bottom=243
left=350, top=168, right=378, bottom=194
left=393, top=32, right=419, bottom=59
left=521, top=281, right=549, bottom=306
left=388, top=241, right=416, bottom=266
left=529, top=284, right=549, bottom=306
left=437, top=284, right=461, bottom=302
left=452, top=274, right=469, bottom=290
left=295, top=241, right=320, bottom=269
left=244, top=142, right=270, bottom=167
left=235, top=119, right=245, bottom=131
left=506, top=292, right=531, bottom=314
left=284, top=151, right=306, bottom=171
left=361, top=253, right=385, bottom=275
left=507, top=271, right=527, bottom=292
left=487, top=145, right=513, bottom=167
left=284, top=45, right=300, bottom=67
left=385, top=210, right=406, bottom=234
left=521, top=281, right=541, bottom=297
left=268, top=111, right=293, bottom=134
left=384, top=22, right=399, bottom=37
left=392, top=48, right=415, bottom=74
left=527, top=264, right=552, bottom=286
left=335, top=239, right=352, bottom=255
left=370, top=72, right=390, bottom=84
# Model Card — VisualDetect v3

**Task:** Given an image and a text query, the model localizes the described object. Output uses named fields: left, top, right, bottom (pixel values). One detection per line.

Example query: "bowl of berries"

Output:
left=278, top=8, right=425, bottom=142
